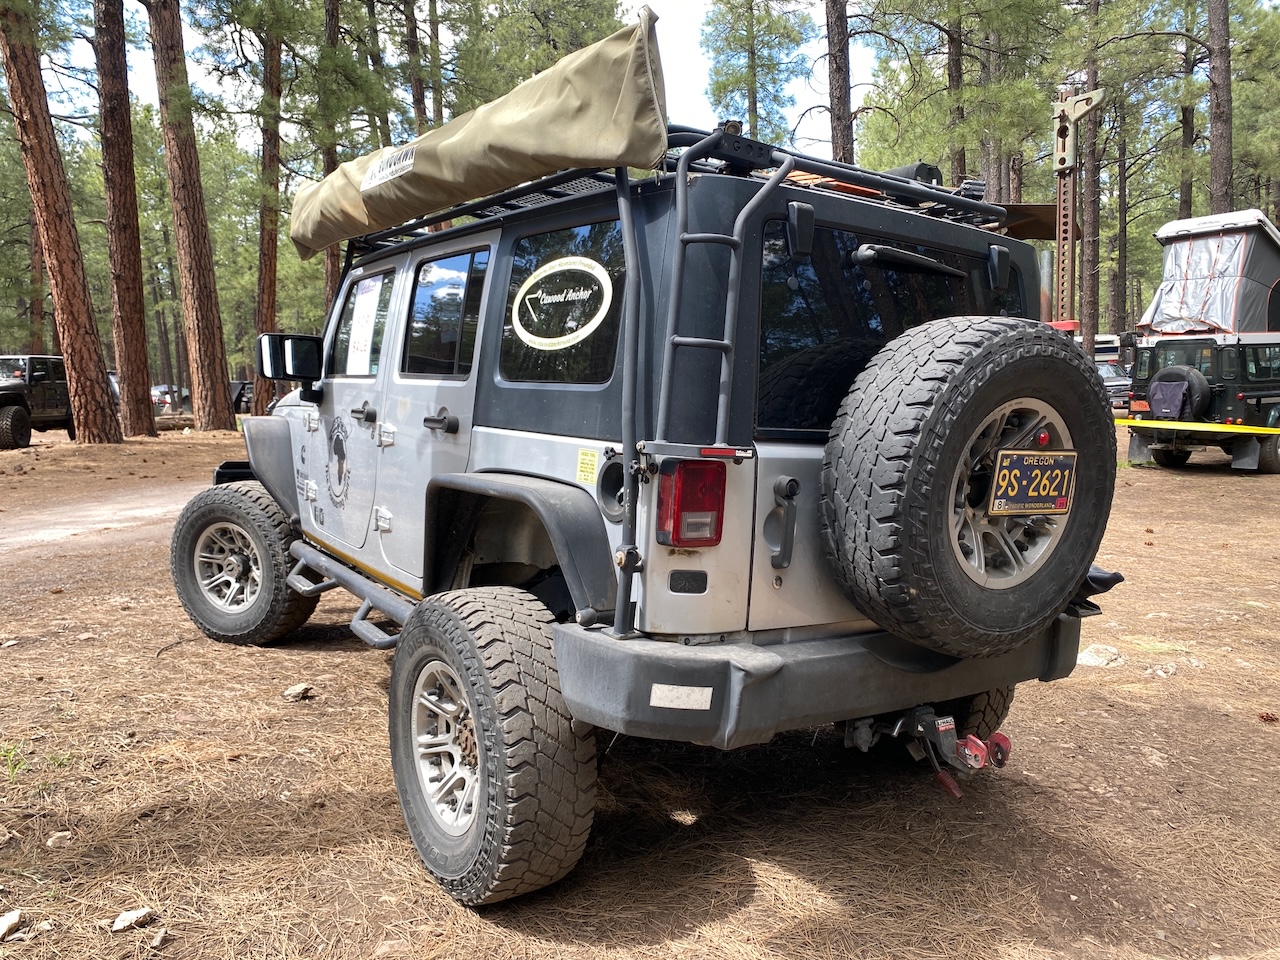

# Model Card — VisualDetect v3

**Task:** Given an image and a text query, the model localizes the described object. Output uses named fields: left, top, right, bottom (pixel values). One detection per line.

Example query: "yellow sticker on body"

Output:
left=576, top=448, right=599, bottom=485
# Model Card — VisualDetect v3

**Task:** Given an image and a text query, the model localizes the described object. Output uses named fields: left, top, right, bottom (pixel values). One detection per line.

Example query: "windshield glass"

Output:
left=1096, top=362, right=1125, bottom=378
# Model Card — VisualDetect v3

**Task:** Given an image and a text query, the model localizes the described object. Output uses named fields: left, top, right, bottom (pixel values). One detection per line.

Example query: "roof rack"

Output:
left=345, top=125, right=1008, bottom=262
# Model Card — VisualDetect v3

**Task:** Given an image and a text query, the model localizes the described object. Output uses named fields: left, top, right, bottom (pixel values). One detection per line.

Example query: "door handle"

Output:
left=423, top=410, right=460, bottom=434
left=350, top=402, right=377, bottom=423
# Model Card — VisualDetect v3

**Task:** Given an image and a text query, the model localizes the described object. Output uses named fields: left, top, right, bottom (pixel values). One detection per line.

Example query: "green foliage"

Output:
left=701, top=0, right=817, bottom=144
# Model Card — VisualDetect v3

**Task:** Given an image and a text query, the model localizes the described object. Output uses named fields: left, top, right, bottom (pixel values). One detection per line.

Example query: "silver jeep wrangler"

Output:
left=170, top=14, right=1117, bottom=906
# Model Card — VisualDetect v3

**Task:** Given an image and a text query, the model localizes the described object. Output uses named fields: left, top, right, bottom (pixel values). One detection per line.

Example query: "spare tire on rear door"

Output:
left=820, top=316, right=1115, bottom=658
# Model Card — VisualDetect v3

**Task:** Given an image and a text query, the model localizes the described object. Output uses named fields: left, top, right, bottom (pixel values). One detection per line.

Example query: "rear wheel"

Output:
left=0, top=406, right=31, bottom=449
left=170, top=481, right=318, bottom=644
left=938, top=687, right=1015, bottom=740
left=1152, top=448, right=1192, bottom=468
left=389, top=587, right=597, bottom=906
left=1258, top=435, right=1280, bottom=474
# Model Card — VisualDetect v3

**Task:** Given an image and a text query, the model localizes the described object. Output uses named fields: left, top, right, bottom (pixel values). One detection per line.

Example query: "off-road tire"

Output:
left=389, top=587, right=597, bottom=906
left=1150, top=364, right=1210, bottom=419
left=64, top=417, right=75, bottom=441
left=1257, top=435, right=1280, bottom=474
left=1152, top=448, right=1192, bottom=469
left=757, top=338, right=882, bottom=431
left=170, top=481, right=319, bottom=645
left=821, top=316, right=1116, bottom=658
left=0, top=405, right=31, bottom=449
left=938, top=686, right=1015, bottom=740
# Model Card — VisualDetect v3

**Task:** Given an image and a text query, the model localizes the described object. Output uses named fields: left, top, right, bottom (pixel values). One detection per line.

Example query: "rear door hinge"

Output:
left=377, top=423, right=396, bottom=448
left=303, top=410, right=321, bottom=432
left=374, top=506, right=393, bottom=532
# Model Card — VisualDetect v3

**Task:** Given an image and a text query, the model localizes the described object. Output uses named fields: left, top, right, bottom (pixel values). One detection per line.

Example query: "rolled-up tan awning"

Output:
left=290, top=7, right=666, bottom=260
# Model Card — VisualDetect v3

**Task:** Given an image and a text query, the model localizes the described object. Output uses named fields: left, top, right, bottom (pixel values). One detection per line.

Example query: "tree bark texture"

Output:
left=404, top=0, right=427, bottom=133
left=28, top=216, right=44, bottom=353
left=253, top=28, right=283, bottom=417
left=1114, top=97, right=1128, bottom=333
left=825, top=0, right=852, bottom=164
left=364, top=0, right=393, bottom=147
left=1207, top=0, right=1232, bottom=214
left=94, top=0, right=156, bottom=437
left=146, top=0, right=235, bottom=430
left=0, top=5, right=122, bottom=443
left=746, top=9, right=758, bottom=140
left=1079, top=1, right=1100, bottom=359
left=322, top=0, right=342, bottom=308
left=428, top=0, right=443, bottom=126
left=946, top=20, right=965, bottom=186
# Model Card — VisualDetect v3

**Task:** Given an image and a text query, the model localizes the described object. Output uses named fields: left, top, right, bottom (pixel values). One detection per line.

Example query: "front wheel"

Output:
left=170, top=481, right=318, bottom=644
left=389, top=587, right=597, bottom=906
left=0, top=406, right=31, bottom=449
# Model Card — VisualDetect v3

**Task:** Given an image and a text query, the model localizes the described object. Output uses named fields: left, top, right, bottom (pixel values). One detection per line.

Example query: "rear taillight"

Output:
left=656, top=459, right=726, bottom=548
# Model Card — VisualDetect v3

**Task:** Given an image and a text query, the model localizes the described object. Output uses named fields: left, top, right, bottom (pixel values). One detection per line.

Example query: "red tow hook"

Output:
left=955, top=735, right=989, bottom=769
left=986, top=732, right=1012, bottom=768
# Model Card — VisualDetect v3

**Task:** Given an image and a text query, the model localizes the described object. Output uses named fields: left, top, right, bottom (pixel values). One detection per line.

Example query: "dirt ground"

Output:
left=1, top=429, right=1278, bottom=960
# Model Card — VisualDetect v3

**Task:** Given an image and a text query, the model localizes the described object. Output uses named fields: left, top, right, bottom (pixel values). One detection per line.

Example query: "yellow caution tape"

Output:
left=1117, top=418, right=1280, bottom=435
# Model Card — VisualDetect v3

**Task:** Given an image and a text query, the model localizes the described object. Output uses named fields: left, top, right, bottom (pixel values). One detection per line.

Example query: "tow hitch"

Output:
left=845, top=706, right=1012, bottom=800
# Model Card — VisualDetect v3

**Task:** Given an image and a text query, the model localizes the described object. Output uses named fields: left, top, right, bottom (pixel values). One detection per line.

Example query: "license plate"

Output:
left=988, top=450, right=1077, bottom=516
left=1129, top=399, right=1150, bottom=412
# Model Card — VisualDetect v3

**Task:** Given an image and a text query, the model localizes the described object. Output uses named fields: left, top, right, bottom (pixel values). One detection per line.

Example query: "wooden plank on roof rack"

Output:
left=784, top=171, right=882, bottom=199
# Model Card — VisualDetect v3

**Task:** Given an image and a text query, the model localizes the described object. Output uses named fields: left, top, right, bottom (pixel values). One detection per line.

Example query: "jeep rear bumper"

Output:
left=552, top=615, right=1080, bottom=750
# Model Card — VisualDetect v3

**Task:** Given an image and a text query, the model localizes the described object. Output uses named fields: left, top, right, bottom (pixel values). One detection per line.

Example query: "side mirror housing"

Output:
left=259, top=333, right=322, bottom=382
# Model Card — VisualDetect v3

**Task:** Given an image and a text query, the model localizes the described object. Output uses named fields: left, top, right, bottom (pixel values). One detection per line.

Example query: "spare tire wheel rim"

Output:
left=194, top=521, right=263, bottom=610
left=411, top=659, right=480, bottom=836
left=949, top=396, right=1072, bottom=589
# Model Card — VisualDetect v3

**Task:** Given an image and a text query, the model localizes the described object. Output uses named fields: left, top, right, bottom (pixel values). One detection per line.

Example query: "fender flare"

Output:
left=241, top=415, right=301, bottom=519
left=426, top=473, right=616, bottom=626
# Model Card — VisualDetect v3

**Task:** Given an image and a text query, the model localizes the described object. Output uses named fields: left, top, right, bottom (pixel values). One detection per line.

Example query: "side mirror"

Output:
left=259, top=333, right=322, bottom=382
left=1119, top=331, right=1136, bottom=348
left=987, top=244, right=1011, bottom=291
left=786, top=201, right=815, bottom=262
left=30, top=371, right=49, bottom=384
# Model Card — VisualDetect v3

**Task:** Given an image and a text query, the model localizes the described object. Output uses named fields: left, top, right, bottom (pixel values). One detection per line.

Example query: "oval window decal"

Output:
left=510, top=256, right=613, bottom=352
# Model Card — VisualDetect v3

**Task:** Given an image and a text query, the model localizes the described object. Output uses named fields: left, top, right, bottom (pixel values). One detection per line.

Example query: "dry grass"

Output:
left=2, top=432, right=1280, bottom=959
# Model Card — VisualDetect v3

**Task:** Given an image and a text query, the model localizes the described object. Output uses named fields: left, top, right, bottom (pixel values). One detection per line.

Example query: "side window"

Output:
left=30, top=358, right=50, bottom=382
left=329, top=271, right=396, bottom=377
left=50, top=359, right=67, bottom=383
left=1219, top=347, right=1238, bottom=380
left=1247, top=346, right=1280, bottom=381
left=756, top=220, right=1024, bottom=431
left=1134, top=349, right=1153, bottom=380
left=500, top=221, right=624, bottom=384
left=402, top=249, right=489, bottom=378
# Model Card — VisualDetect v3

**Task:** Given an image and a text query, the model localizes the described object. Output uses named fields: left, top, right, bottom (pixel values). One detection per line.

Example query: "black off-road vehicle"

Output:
left=0, top=354, right=74, bottom=448
left=1124, top=209, right=1280, bottom=469
left=169, top=12, right=1118, bottom=905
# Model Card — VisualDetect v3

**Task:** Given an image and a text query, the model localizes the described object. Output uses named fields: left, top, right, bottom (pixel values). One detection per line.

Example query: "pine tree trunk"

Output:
left=322, top=0, right=342, bottom=308
left=1179, top=41, right=1194, bottom=220
left=1114, top=97, right=1128, bottom=333
left=946, top=20, right=965, bottom=186
left=746, top=6, right=758, bottom=140
left=0, top=5, right=122, bottom=444
left=365, top=0, right=393, bottom=146
left=1079, top=2, right=1100, bottom=359
left=428, top=0, right=443, bottom=126
left=253, top=28, right=283, bottom=418
left=1207, top=0, right=1232, bottom=214
left=825, top=0, right=852, bottom=164
left=404, top=0, right=427, bottom=133
left=28, top=216, right=44, bottom=353
left=95, top=0, right=156, bottom=438
left=145, top=0, right=234, bottom=430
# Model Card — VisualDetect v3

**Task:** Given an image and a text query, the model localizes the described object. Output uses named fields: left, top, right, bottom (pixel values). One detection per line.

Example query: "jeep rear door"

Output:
left=371, top=235, right=496, bottom=584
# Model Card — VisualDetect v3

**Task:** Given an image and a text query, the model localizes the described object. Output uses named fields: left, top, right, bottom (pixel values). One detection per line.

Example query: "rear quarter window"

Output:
left=500, top=221, right=624, bottom=384
left=756, top=221, right=1024, bottom=432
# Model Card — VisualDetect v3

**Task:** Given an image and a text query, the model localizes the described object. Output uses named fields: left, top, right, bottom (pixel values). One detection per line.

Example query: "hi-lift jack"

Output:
left=845, top=706, right=1012, bottom=800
